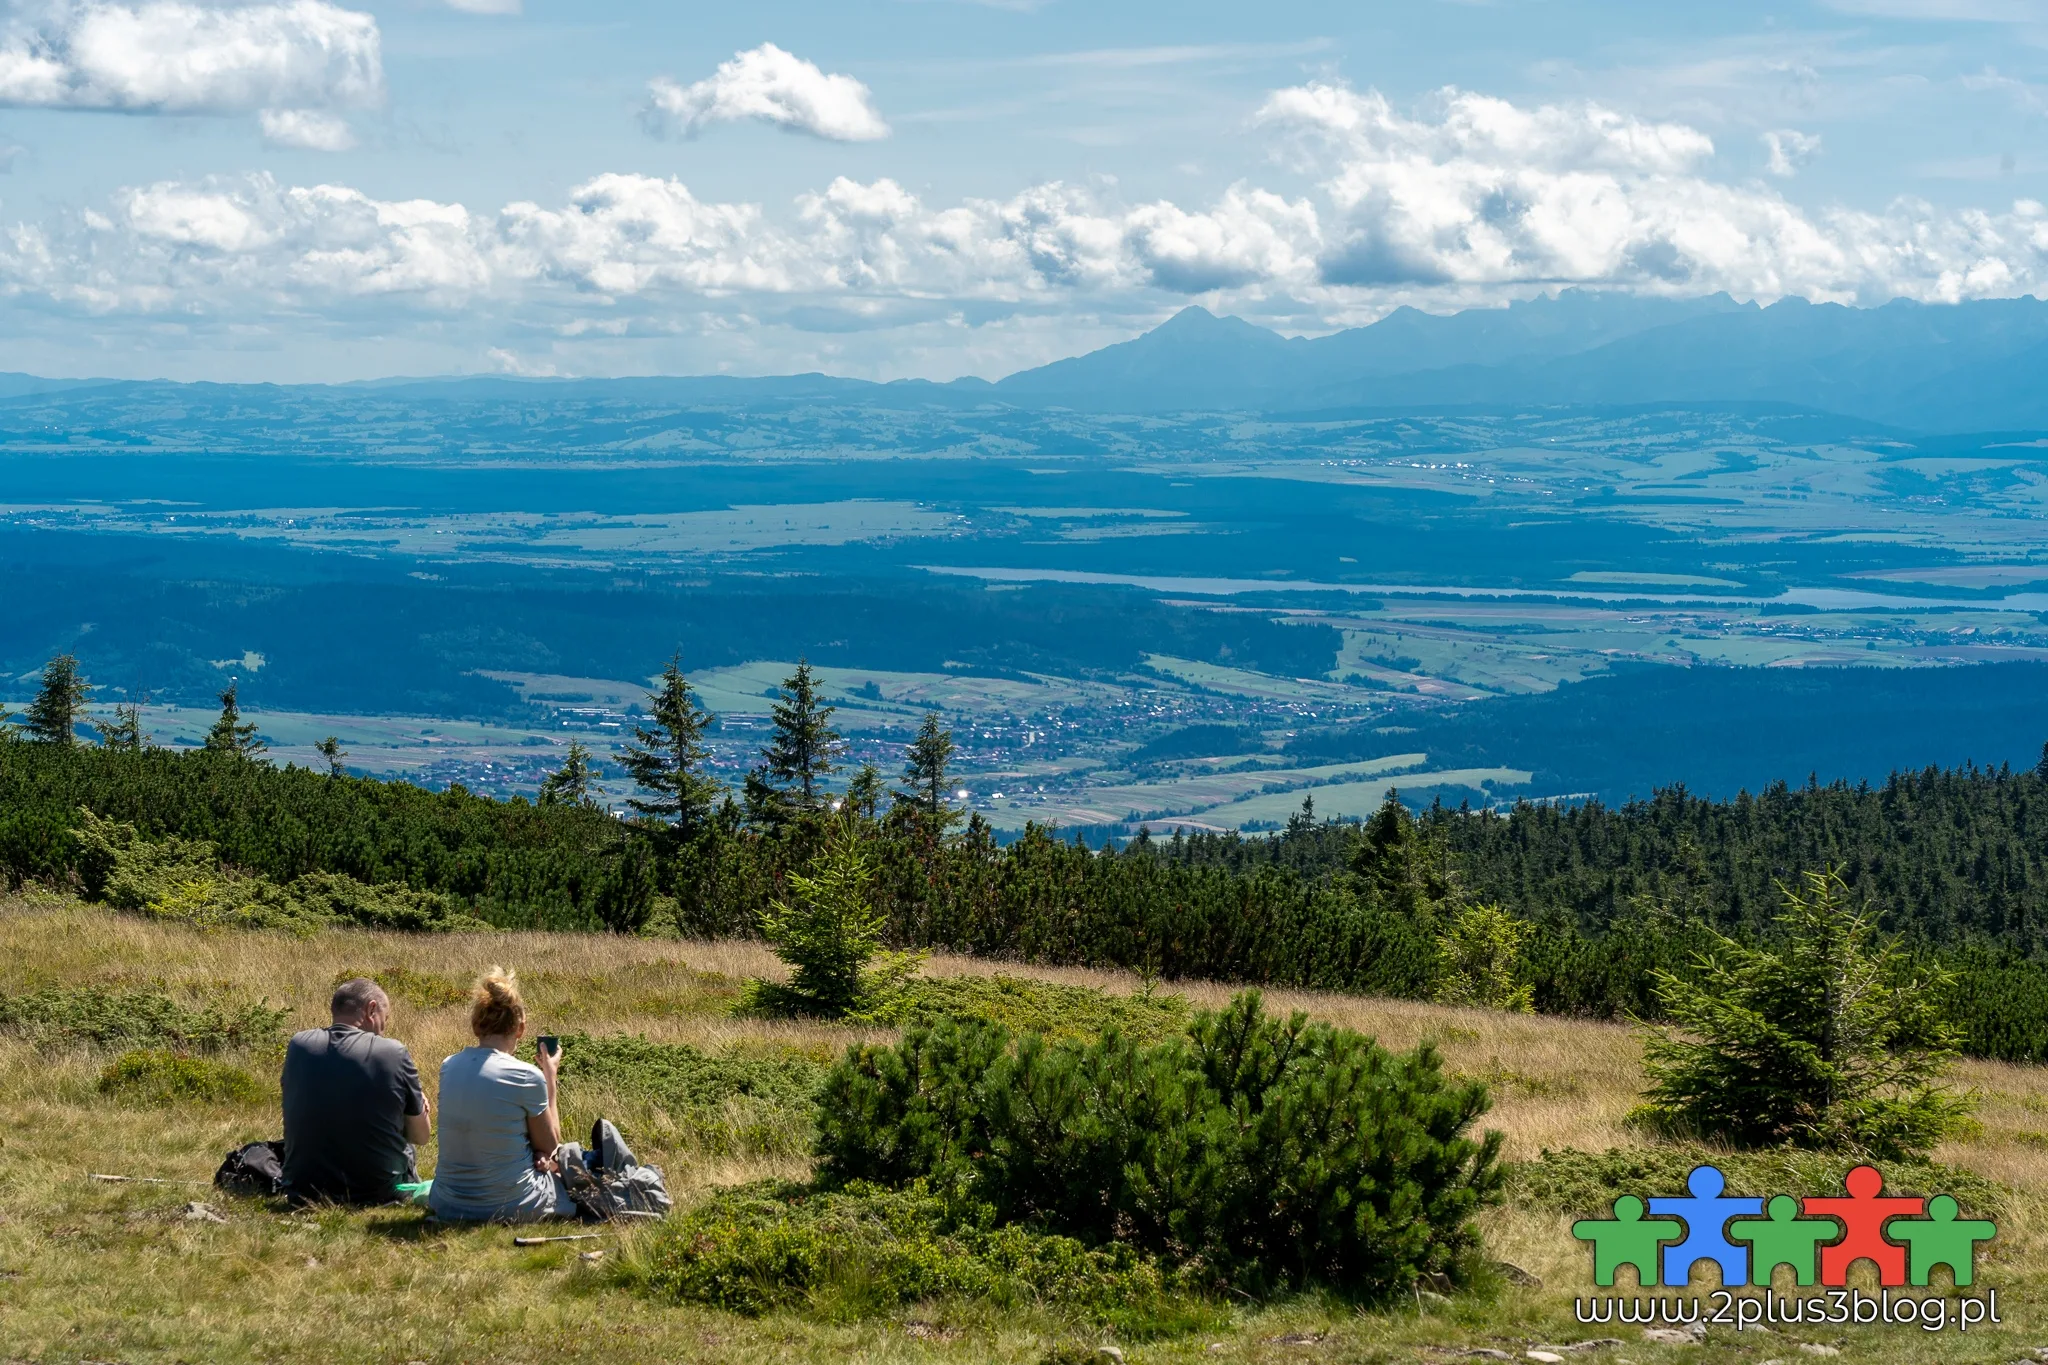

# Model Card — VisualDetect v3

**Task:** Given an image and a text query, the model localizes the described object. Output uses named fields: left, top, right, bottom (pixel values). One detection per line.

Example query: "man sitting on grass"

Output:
left=281, top=977, right=432, bottom=1205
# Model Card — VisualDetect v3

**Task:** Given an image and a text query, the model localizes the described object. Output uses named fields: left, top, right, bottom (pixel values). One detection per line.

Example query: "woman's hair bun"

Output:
left=469, top=965, right=526, bottom=1039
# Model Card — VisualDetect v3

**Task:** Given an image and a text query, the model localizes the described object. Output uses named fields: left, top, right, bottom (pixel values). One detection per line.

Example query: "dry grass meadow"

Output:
left=2, top=890, right=2045, bottom=1363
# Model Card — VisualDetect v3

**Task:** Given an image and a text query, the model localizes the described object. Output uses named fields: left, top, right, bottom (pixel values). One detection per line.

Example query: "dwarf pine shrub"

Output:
left=98, top=1049, right=266, bottom=1105
left=815, top=991, right=1505, bottom=1299
left=74, top=809, right=488, bottom=934
left=624, top=1179, right=1217, bottom=1336
left=0, top=986, right=287, bottom=1053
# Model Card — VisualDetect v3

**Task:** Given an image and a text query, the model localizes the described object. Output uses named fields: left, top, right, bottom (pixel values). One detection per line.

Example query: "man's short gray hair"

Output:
left=330, top=977, right=389, bottom=1020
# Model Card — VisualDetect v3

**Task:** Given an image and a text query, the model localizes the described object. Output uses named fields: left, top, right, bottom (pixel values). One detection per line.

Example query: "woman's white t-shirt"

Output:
left=427, top=1047, right=573, bottom=1222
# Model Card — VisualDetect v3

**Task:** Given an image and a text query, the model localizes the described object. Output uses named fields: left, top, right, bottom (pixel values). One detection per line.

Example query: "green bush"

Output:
left=74, top=809, right=489, bottom=935
left=98, top=1049, right=266, bottom=1105
left=286, top=871, right=490, bottom=933
left=856, top=973, right=1189, bottom=1043
left=623, top=1179, right=1218, bottom=1337
left=556, top=1033, right=825, bottom=1156
left=816, top=991, right=1505, bottom=1299
left=0, top=985, right=287, bottom=1052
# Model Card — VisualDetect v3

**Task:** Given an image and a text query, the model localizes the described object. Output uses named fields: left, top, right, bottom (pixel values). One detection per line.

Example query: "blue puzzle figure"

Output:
left=1649, top=1165, right=1764, bottom=1288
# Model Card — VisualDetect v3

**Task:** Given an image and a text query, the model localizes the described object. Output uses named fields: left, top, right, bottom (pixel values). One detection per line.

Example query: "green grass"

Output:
left=556, top=1033, right=826, bottom=1158
left=5, top=893, right=2047, bottom=1364
left=1512, top=1144, right=2005, bottom=1218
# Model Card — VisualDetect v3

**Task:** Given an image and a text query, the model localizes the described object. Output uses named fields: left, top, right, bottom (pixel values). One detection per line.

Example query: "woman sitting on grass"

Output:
left=427, top=968, right=578, bottom=1223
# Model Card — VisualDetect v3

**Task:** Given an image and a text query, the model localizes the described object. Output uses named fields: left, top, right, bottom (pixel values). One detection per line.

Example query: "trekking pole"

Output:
left=512, top=1233, right=602, bottom=1246
left=89, top=1173, right=209, bottom=1186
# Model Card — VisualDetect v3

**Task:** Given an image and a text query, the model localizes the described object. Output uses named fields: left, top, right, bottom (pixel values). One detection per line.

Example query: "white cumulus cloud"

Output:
left=642, top=42, right=888, bottom=142
left=1249, top=82, right=1963, bottom=304
left=260, top=106, right=353, bottom=150
left=7, top=84, right=2048, bottom=375
left=0, top=1, right=382, bottom=113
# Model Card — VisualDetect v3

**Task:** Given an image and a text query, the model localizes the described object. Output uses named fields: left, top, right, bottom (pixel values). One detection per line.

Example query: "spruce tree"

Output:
left=894, top=711, right=961, bottom=832
left=92, top=703, right=147, bottom=751
left=844, top=762, right=884, bottom=821
left=1352, top=794, right=1459, bottom=917
left=203, top=682, right=265, bottom=756
left=619, top=653, right=721, bottom=839
left=759, top=660, right=841, bottom=816
left=314, top=736, right=348, bottom=778
left=539, top=740, right=600, bottom=808
left=25, top=655, right=91, bottom=745
left=1637, top=869, right=1971, bottom=1157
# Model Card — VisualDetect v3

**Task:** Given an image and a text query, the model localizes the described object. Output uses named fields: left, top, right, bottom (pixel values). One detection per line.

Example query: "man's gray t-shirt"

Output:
left=280, top=1026, right=425, bottom=1203
left=427, top=1047, right=572, bottom=1222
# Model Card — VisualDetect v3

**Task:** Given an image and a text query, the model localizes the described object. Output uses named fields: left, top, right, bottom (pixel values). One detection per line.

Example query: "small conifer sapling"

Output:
left=1635, top=868, right=1972, bottom=1158
left=92, top=702, right=148, bottom=752
left=538, top=740, right=600, bottom=808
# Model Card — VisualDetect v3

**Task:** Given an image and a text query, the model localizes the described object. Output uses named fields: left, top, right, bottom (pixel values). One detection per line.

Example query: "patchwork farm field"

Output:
left=4, top=894, right=2046, bottom=1365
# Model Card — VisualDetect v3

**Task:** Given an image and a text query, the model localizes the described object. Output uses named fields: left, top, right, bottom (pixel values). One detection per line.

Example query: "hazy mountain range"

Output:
left=989, top=292, right=2048, bottom=430
left=7, top=291, right=2048, bottom=433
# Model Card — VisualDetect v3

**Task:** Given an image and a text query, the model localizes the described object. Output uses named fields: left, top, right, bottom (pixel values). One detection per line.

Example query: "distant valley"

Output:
left=7, top=291, right=2048, bottom=828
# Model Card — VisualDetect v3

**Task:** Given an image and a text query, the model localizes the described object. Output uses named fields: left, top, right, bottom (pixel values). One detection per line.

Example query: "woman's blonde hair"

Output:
left=469, top=966, right=525, bottom=1039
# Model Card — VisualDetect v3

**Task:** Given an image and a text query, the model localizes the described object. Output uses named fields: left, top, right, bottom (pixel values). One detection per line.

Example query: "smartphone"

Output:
left=537, top=1034, right=560, bottom=1057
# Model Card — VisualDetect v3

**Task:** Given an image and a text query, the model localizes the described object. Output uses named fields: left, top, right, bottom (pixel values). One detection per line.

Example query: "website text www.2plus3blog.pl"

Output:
left=1575, top=1287, right=2000, bottom=1334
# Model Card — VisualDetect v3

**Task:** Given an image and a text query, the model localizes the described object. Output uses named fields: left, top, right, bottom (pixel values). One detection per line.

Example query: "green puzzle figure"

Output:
left=1728, top=1195, right=1839, bottom=1286
left=1889, top=1195, right=1997, bottom=1287
left=1573, top=1195, right=1683, bottom=1287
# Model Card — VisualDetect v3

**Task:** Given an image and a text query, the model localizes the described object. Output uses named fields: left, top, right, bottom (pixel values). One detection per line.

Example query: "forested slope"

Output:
left=9, top=739, right=2048, bottom=1062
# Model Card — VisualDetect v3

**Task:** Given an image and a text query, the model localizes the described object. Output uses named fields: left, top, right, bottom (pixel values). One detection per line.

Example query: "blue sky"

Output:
left=3, top=0, right=2048, bottom=381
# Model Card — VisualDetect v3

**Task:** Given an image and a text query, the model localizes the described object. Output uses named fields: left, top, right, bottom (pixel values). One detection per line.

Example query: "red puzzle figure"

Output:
left=1802, top=1165, right=1924, bottom=1287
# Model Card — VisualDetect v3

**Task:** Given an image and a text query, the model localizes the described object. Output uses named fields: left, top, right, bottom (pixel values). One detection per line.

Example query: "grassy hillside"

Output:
left=4, top=892, right=2046, bottom=1363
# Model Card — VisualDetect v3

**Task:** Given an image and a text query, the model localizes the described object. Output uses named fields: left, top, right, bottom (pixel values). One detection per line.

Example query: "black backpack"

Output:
left=214, top=1140, right=286, bottom=1197
left=560, top=1119, right=671, bottom=1222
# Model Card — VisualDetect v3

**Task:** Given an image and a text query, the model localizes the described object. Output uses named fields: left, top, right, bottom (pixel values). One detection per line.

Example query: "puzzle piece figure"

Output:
left=1572, top=1195, right=1683, bottom=1287
left=1802, top=1164, right=1924, bottom=1287
left=1728, top=1194, right=1839, bottom=1286
left=1890, top=1194, right=1996, bottom=1287
left=1650, top=1165, right=1764, bottom=1287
